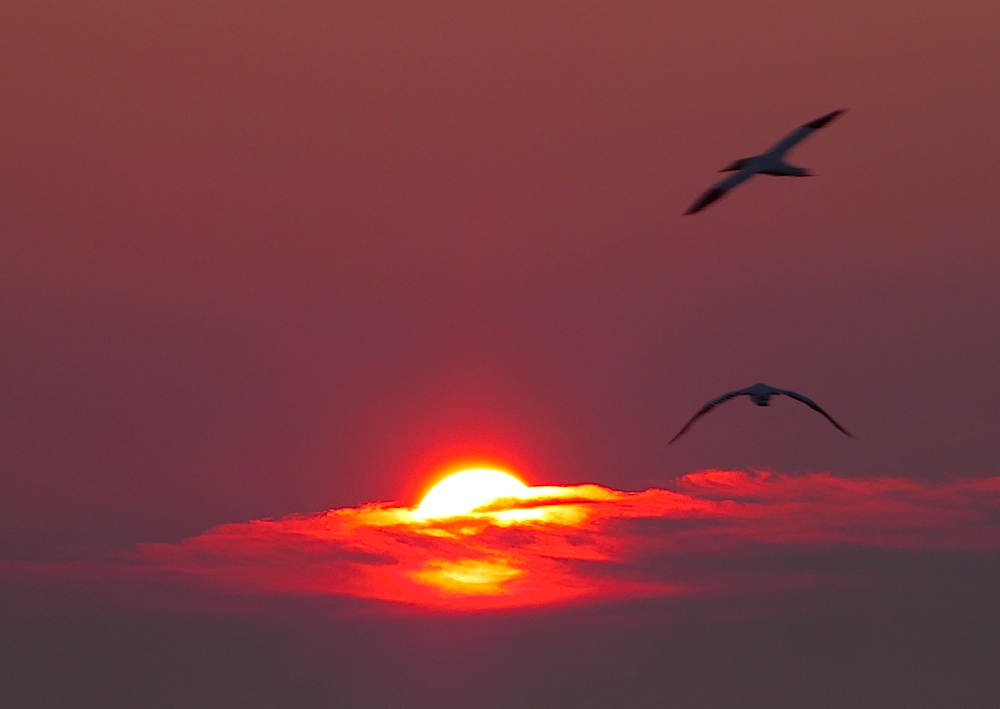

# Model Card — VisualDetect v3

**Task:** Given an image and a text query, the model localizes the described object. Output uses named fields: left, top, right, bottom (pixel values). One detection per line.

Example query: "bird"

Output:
left=684, top=109, right=846, bottom=215
left=668, top=382, right=853, bottom=444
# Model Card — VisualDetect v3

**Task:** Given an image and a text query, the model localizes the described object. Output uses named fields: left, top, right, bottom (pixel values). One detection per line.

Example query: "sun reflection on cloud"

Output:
left=412, top=558, right=524, bottom=595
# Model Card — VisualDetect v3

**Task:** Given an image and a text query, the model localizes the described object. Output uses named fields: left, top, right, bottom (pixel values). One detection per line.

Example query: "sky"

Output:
left=1, top=1, right=999, bottom=707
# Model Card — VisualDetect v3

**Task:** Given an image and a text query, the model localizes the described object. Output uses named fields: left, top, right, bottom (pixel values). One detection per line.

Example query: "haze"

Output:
left=1, top=2, right=999, bottom=707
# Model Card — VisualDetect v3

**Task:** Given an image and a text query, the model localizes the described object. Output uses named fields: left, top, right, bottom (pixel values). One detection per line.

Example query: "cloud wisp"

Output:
left=9, top=471, right=1000, bottom=612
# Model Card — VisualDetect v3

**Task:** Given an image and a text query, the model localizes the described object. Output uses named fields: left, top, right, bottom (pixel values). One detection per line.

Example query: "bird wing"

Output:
left=777, top=389, right=854, bottom=437
left=668, top=389, right=749, bottom=444
left=684, top=169, right=756, bottom=215
left=764, top=109, right=845, bottom=158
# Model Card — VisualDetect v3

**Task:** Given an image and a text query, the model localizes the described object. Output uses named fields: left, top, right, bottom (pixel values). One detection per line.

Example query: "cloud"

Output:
left=8, top=471, right=1000, bottom=612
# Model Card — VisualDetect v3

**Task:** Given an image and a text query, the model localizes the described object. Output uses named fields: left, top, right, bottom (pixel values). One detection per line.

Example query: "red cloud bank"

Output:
left=10, top=471, right=1000, bottom=613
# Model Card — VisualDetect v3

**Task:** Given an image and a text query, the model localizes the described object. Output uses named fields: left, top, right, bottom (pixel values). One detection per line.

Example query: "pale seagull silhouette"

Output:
left=668, top=382, right=853, bottom=444
left=684, top=109, right=846, bottom=215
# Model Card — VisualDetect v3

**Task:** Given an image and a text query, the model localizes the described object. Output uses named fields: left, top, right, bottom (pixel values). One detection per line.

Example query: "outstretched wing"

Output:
left=684, top=169, right=756, bottom=215
left=668, top=389, right=749, bottom=444
left=765, top=109, right=846, bottom=159
left=777, top=389, right=854, bottom=438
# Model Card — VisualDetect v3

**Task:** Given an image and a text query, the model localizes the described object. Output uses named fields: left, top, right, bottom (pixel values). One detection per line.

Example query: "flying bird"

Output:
left=668, top=382, right=853, bottom=444
left=684, top=109, right=846, bottom=215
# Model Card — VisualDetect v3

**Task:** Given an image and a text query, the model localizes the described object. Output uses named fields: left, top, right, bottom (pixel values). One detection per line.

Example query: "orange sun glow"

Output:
left=412, top=468, right=530, bottom=520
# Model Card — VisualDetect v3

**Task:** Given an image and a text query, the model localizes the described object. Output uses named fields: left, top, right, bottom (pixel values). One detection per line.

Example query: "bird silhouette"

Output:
left=668, top=382, right=853, bottom=444
left=684, top=109, right=846, bottom=215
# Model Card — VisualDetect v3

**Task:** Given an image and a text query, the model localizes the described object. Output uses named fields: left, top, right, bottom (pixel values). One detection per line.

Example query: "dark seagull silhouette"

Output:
left=668, top=382, right=853, bottom=444
left=684, top=109, right=846, bottom=215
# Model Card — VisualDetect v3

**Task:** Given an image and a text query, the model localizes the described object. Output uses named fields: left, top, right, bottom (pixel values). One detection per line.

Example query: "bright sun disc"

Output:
left=412, top=468, right=528, bottom=520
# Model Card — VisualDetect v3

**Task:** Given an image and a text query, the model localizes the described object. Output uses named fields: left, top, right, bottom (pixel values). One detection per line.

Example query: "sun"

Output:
left=412, top=468, right=529, bottom=520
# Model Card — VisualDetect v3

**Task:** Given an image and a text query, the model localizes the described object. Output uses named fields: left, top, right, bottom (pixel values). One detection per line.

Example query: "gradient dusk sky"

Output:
left=2, top=2, right=1000, bottom=708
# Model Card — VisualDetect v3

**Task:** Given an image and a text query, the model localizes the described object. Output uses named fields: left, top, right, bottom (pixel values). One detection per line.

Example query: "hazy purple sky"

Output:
left=2, top=2, right=999, bottom=707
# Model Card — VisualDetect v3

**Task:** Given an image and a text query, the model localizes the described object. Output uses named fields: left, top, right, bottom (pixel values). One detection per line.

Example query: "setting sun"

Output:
left=412, top=468, right=529, bottom=520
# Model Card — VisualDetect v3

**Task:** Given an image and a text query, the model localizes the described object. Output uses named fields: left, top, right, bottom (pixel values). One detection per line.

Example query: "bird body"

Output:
left=684, top=109, right=845, bottom=214
left=668, top=383, right=852, bottom=444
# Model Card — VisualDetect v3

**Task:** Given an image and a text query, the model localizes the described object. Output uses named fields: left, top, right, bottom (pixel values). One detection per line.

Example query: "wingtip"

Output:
left=805, top=108, right=847, bottom=130
left=684, top=187, right=724, bottom=215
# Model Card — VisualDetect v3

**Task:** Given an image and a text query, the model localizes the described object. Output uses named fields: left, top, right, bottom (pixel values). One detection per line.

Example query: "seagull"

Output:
left=684, top=109, right=846, bottom=215
left=668, top=382, right=853, bottom=444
